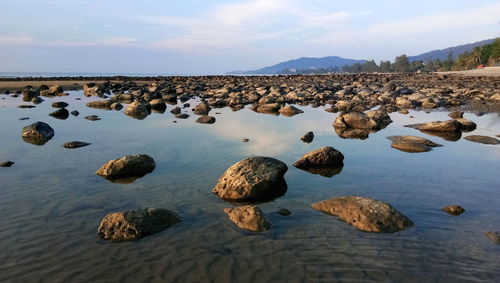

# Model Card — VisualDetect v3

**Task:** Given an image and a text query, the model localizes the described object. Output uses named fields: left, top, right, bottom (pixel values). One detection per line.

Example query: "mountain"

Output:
left=229, top=56, right=366, bottom=74
left=408, top=38, right=496, bottom=62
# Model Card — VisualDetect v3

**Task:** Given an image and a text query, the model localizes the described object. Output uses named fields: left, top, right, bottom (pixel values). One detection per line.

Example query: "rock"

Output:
left=85, top=115, right=101, bottom=121
left=196, top=115, right=216, bottom=124
left=277, top=208, right=291, bottom=216
left=212, top=157, right=288, bottom=202
left=96, top=154, right=156, bottom=180
left=124, top=100, right=151, bottom=119
left=419, top=129, right=462, bottom=142
left=175, top=113, right=189, bottom=119
left=293, top=146, right=344, bottom=168
left=18, top=105, right=36, bottom=108
left=49, top=85, right=63, bottom=94
left=405, top=120, right=462, bottom=132
left=0, top=161, right=15, bottom=167
left=301, top=131, right=314, bottom=143
left=70, top=110, right=79, bottom=116
left=334, top=127, right=369, bottom=140
left=334, top=110, right=392, bottom=130
left=31, top=97, right=44, bottom=104
left=224, top=206, right=271, bottom=232
left=19, top=117, right=29, bottom=120
left=387, top=135, right=442, bottom=153
left=86, top=100, right=113, bottom=109
left=279, top=105, right=303, bottom=117
left=485, top=231, right=500, bottom=244
left=454, top=118, right=476, bottom=131
left=52, top=101, right=68, bottom=108
left=110, top=102, right=123, bottom=111
left=312, top=196, right=413, bottom=233
left=256, top=103, right=281, bottom=114
left=97, top=208, right=181, bottom=241
left=22, top=121, right=54, bottom=145
left=464, top=135, right=500, bottom=145
left=242, top=138, right=250, bottom=142
left=150, top=99, right=166, bottom=112
left=170, top=107, right=181, bottom=114
left=63, top=141, right=91, bottom=149
left=448, top=111, right=464, bottom=119
left=49, top=108, right=69, bottom=119
left=193, top=102, right=211, bottom=115
left=441, top=205, right=465, bottom=216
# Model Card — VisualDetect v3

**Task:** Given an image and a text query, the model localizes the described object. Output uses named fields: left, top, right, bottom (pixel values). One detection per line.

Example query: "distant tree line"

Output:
left=281, top=38, right=500, bottom=74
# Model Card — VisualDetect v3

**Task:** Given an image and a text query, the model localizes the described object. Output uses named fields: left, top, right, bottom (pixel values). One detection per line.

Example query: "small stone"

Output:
left=175, top=113, right=189, bottom=119
left=85, top=115, right=101, bottom=121
left=301, top=131, right=314, bottom=143
left=19, top=117, right=29, bottom=120
left=52, top=101, right=69, bottom=108
left=485, top=231, right=500, bottom=244
left=441, top=205, right=465, bottom=215
left=242, top=138, right=250, bottom=142
left=49, top=108, right=69, bottom=119
left=224, top=206, right=271, bottom=232
left=0, top=161, right=15, bottom=167
left=63, top=141, right=91, bottom=149
left=196, top=116, right=216, bottom=124
left=277, top=208, right=291, bottom=216
left=71, top=110, right=79, bottom=116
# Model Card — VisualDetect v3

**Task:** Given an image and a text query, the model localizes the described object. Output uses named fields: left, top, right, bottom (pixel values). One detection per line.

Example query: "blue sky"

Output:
left=0, top=0, right=499, bottom=74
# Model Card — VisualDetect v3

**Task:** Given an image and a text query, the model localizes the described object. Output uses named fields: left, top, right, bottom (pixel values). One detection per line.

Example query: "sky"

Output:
left=0, top=0, right=499, bottom=74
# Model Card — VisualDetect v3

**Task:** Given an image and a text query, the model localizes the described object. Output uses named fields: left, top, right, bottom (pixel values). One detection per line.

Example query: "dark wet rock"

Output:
left=485, top=231, right=500, bottom=244
left=97, top=208, right=181, bottom=241
left=110, top=102, right=123, bottom=111
left=19, top=117, right=29, bottom=120
left=193, top=102, right=211, bottom=115
left=387, top=135, right=442, bottom=153
left=124, top=100, right=151, bottom=119
left=464, top=135, right=500, bottom=145
left=441, top=205, right=465, bottom=216
left=96, top=154, right=156, bottom=180
left=277, top=208, right=291, bottom=216
left=52, top=101, right=68, bottom=108
left=0, top=161, right=15, bottom=167
left=175, top=113, right=189, bottom=119
left=212, top=157, right=288, bottom=202
left=405, top=120, right=462, bottom=132
left=448, top=111, right=464, bottom=119
left=63, top=141, right=91, bottom=149
left=301, top=131, right=314, bottom=143
left=334, top=110, right=392, bottom=130
left=22, top=121, right=54, bottom=145
left=242, top=138, right=250, bottom=142
left=196, top=115, right=216, bottom=124
left=49, top=108, right=69, bottom=119
left=454, top=118, right=476, bottom=131
left=85, top=115, right=101, bottom=121
left=279, top=105, right=303, bottom=117
left=312, top=196, right=413, bottom=233
left=31, top=96, right=44, bottom=104
left=70, top=110, right=79, bottom=116
left=294, top=146, right=344, bottom=168
left=86, top=100, right=113, bottom=109
left=170, top=107, right=181, bottom=114
left=150, top=99, right=166, bottom=110
left=18, top=105, right=36, bottom=109
left=224, top=206, right=271, bottom=232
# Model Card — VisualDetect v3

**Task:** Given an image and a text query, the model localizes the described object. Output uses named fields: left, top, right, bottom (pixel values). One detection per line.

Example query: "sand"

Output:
left=437, top=67, right=500, bottom=77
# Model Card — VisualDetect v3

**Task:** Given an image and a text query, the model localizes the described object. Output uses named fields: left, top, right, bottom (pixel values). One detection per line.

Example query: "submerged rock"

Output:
left=52, top=101, right=68, bottom=108
left=0, top=161, right=15, bottom=167
left=464, top=135, right=500, bottom=145
left=441, top=205, right=465, bottom=216
left=63, top=141, right=92, bottom=149
left=485, top=231, right=500, bottom=244
left=277, top=208, right=292, bottom=216
left=96, top=154, right=156, bottom=180
left=387, top=135, right=442, bottom=153
left=224, top=205, right=271, bottom=232
left=312, top=196, right=413, bottom=233
left=212, top=157, right=288, bottom=202
left=196, top=115, right=216, bottom=124
left=85, top=115, right=101, bottom=121
left=97, top=208, right=181, bottom=241
left=22, top=121, right=54, bottom=145
left=301, top=131, right=314, bottom=143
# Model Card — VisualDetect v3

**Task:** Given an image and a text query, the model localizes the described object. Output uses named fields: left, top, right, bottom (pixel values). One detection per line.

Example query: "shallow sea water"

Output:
left=0, top=91, right=499, bottom=282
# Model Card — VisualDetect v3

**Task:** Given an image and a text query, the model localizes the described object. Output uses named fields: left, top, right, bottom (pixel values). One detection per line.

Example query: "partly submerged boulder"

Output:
left=294, top=146, right=344, bottom=168
left=312, top=196, right=413, bottom=233
left=441, top=205, right=465, bottom=216
left=405, top=120, right=462, bottom=132
left=464, top=135, right=500, bottom=145
left=96, top=154, right=156, bottom=181
left=97, top=208, right=181, bottom=241
left=196, top=115, right=216, bottom=124
left=212, top=157, right=288, bottom=202
left=301, top=131, right=314, bottom=143
left=22, top=121, right=54, bottom=145
left=334, top=110, right=392, bottom=130
left=224, top=205, right=271, bottom=232
left=387, top=135, right=442, bottom=153
left=279, top=105, right=303, bottom=117
left=124, top=100, right=151, bottom=119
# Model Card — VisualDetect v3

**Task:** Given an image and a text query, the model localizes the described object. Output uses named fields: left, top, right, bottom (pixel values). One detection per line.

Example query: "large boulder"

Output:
left=22, top=121, right=54, bottom=145
left=97, top=208, right=181, bottom=241
left=294, top=146, right=344, bottom=168
left=212, top=157, right=288, bottom=202
left=334, top=110, right=392, bottom=130
left=312, top=196, right=413, bottom=233
left=387, top=135, right=442, bottom=153
left=96, top=154, right=156, bottom=180
left=124, top=100, right=151, bottom=119
left=224, top=205, right=271, bottom=232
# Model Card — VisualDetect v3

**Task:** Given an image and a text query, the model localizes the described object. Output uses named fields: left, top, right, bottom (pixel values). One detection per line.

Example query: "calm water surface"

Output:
left=0, top=91, right=499, bottom=282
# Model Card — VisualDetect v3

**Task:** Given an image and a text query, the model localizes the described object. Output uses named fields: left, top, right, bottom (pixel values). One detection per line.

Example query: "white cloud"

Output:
left=0, top=36, right=34, bottom=45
